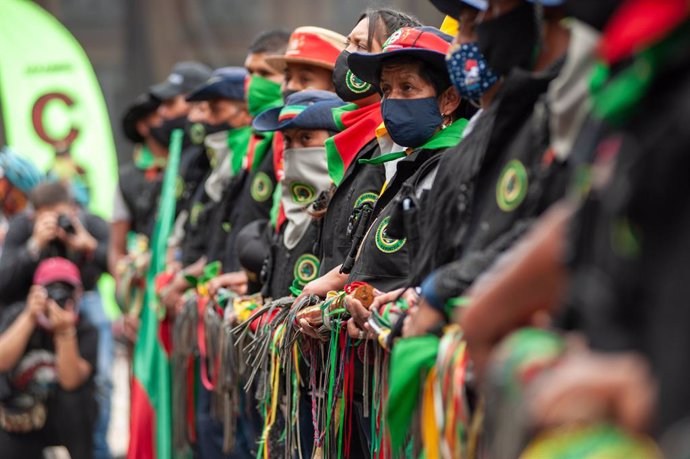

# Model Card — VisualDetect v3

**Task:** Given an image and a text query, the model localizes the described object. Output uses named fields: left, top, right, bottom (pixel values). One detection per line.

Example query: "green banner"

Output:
left=0, top=0, right=119, bottom=316
left=0, top=0, right=117, bottom=218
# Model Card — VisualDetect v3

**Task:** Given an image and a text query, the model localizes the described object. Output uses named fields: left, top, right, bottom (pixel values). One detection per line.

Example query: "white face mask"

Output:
left=281, top=146, right=331, bottom=250
left=203, top=130, right=233, bottom=202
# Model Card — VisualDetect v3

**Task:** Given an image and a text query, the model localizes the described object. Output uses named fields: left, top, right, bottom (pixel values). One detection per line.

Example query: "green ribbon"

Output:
left=227, top=126, right=252, bottom=176
left=387, top=335, right=440, bottom=452
left=184, top=260, right=222, bottom=288
left=359, top=117, right=468, bottom=165
left=247, top=74, right=283, bottom=117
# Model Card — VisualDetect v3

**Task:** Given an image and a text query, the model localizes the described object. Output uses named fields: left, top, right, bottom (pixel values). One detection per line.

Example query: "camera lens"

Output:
left=57, top=215, right=76, bottom=234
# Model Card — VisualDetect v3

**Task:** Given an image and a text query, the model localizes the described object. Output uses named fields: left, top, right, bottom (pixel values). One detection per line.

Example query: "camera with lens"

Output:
left=57, top=214, right=76, bottom=235
left=45, top=282, right=75, bottom=309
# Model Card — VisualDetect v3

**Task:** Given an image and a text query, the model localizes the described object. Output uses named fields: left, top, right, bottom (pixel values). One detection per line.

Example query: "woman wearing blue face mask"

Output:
left=334, top=25, right=475, bottom=456
left=343, top=26, right=472, bottom=294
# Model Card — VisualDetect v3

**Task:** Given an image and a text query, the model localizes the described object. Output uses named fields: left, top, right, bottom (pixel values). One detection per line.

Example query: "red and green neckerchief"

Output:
left=134, top=144, right=167, bottom=180
left=324, top=101, right=383, bottom=185
left=590, top=0, right=690, bottom=125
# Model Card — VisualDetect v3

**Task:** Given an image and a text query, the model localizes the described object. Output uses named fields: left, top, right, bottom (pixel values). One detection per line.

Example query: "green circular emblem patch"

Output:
left=290, top=182, right=316, bottom=204
left=354, top=192, right=378, bottom=209
left=293, top=254, right=320, bottom=285
left=346, top=69, right=372, bottom=94
left=175, top=176, right=185, bottom=200
left=189, top=122, right=206, bottom=145
left=375, top=216, right=406, bottom=254
left=496, top=160, right=528, bottom=212
left=251, top=171, right=273, bottom=202
left=190, top=202, right=204, bottom=226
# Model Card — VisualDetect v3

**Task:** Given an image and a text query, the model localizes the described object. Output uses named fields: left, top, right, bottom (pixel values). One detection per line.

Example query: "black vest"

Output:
left=118, top=163, right=163, bottom=238
left=264, top=222, right=320, bottom=299
left=318, top=139, right=385, bottom=275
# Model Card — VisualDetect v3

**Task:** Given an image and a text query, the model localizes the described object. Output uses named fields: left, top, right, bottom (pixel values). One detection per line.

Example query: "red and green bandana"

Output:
left=590, top=0, right=690, bottom=125
left=324, top=102, right=383, bottom=186
left=271, top=132, right=287, bottom=232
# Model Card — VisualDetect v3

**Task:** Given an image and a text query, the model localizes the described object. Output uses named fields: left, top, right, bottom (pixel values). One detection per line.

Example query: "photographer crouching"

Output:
left=0, top=257, right=97, bottom=459
left=0, top=181, right=111, bottom=459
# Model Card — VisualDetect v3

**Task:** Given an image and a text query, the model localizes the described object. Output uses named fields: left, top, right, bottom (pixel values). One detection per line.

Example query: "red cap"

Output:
left=348, top=26, right=453, bottom=87
left=265, top=26, right=346, bottom=71
left=33, top=257, right=82, bottom=287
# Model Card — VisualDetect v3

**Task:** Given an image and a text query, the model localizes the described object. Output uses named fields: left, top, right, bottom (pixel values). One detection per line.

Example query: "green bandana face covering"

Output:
left=246, top=75, right=283, bottom=116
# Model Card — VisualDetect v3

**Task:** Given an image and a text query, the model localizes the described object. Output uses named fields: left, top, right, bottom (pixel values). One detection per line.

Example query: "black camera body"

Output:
left=45, top=282, right=75, bottom=309
left=57, top=214, right=76, bottom=235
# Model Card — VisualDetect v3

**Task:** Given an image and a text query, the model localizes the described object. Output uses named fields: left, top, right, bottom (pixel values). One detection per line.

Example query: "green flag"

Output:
left=129, top=129, right=183, bottom=459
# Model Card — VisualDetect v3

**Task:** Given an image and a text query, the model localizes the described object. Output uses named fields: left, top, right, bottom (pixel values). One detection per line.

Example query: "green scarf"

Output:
left=227, top=126, right=252, bottom=176
left=387, top=335, right=440, bottom=452
left=360, top=117, right=468, bottom=165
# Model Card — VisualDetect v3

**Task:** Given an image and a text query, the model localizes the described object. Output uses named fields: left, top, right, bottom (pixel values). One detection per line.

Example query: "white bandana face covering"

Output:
left=281, top=146, right=331, bottom=250
left=204, top=130, right=233, bottom=202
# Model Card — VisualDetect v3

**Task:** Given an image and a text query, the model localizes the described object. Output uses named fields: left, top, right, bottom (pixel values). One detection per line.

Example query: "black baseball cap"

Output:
left=121, top=93, right=161, bottom=143
left=149, top=61, right=213, bottom=101
left=186, top=67, right=248, bottom=102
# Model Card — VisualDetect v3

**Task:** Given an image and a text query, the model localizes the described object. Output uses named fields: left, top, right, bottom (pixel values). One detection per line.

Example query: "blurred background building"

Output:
left=32, top=0, right=444, bottom=163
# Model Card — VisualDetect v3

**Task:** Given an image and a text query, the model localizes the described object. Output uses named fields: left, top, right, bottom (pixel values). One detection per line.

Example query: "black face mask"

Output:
left=477, top=2, right=538, bottom=76
left=332, top=50, right=379, bottom=102
left=149, top=115, right=188, bottom=149
left=565, top=0, right=622, bottom=32
left=185, top=121, right=232, bottom=146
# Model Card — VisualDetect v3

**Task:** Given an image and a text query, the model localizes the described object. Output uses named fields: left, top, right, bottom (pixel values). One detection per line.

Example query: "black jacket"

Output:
left=0, top=211, right=110, bottom=306
left=560, top=52, right=690, bottom=436
left=347, top=146, right=448, bottom=292
left=317, top=139, right=385, bottom=275
left=117, top=163, right=164, bottom=238
left=416, top=63, right=568, bottom=302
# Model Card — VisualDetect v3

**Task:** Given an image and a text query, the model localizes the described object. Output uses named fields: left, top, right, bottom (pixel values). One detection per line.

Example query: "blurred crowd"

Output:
left=1, top=0, right=689, bottom=458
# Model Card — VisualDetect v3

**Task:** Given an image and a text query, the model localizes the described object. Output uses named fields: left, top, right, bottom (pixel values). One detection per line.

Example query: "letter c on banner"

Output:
left=32, top=92, right=80, bottom=147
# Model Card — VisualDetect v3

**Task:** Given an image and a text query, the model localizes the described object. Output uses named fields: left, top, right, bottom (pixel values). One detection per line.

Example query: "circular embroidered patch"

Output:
left=293, top=254, right=320, bottom=285
left=290, top=182, right=316, bottom=204
left=354, top=192, right=378, bottom=208
left=190, top=202, right=204, bottom=226
left=189, top=122, right=206, bottom=145
left=375, top=216, right=406, bottom=254
left=250, top=171, right=273, bottom=202
left=346, top=69, right=372, bottom=94
left=496, top=160, right=528, bottom=212
left=175, top=176, right=185, bottom=200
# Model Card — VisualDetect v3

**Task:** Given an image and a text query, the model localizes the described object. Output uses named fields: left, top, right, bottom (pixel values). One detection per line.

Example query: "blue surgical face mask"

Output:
left=382, top=97, right=443, bottom=148
left=446, top=42, right=499, bottom=102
